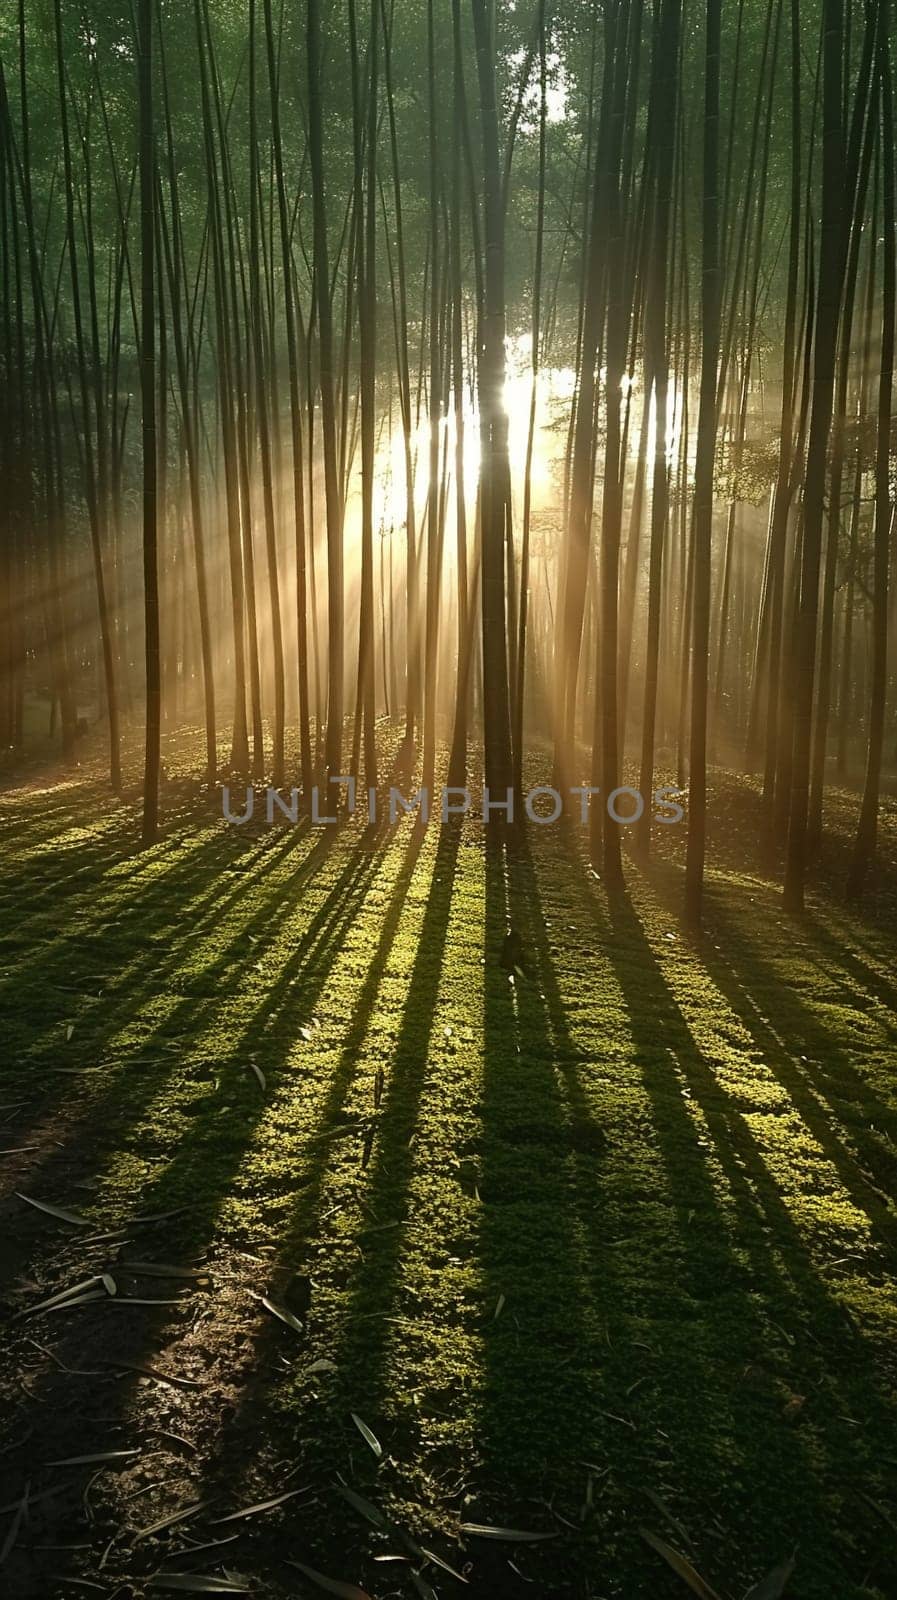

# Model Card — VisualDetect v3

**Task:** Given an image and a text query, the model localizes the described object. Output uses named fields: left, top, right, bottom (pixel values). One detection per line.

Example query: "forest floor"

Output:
left=1, top=732, right=897, bottom=1600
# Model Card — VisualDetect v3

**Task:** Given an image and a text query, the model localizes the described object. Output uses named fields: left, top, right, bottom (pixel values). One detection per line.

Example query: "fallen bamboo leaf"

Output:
left=102, top=1274, right=118, bottom=1296
left=420, top=1546, right=469, bottom=1583
left=259, top=1295, right=304, bottom=1335
left=0, top=1482, right=28, bottom=1566
left=48, top=1450, right=139, bottom=1468
left=123, top=1263, right=209, bottom=1280
left=0, top=1146, right=40, bottom=1156
left=643, top=1489, right=696, bottom=1555
left=134, top=1499, right=214, bottom=1541
left=13, top=1275, right=104, bottom=1319
left=211, top=1487, right=309, bottom=1525
left=350, top=1413, right=382, bottom=1459
left=247, top=1063, right=266, bottom=1091
left=106, top=1360, right=203, bottom=1391
left=743, top=1556, right=796, bottom=1600
left=459, top=1522, right=557, bottom=1543
left=334, top=1485, right=388, bottom=1529
left=304, top=1359, right=338, bottom=1377
left=639, top=1529, right=722, bottom=1600
left=15, top=1192, right=90, bottom=1226
left=287, top=1560, right=373, bottom=1599
left=147, top=1577, right=250, bottom=1594
left=45, top=1289, right=108, bottom=1313
left=163, top=1536, right=239, bottom=1561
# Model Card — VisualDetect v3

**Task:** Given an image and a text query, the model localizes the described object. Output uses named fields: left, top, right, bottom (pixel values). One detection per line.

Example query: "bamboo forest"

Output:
left=1, top=0, right=897, bottom=1595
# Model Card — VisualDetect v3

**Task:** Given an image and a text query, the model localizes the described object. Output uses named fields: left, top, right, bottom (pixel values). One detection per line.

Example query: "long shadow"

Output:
left=642, top=857, right=897, bottom=1244
left=467, top=832, right=613, bottom=1596
left=125, top=818, right=461, bottom=1592
left=0, top=821, right=398, bottom=1596
left=318, top=822, right=462, bottom=1446
left=174, top=817, right=435, bottom=1567
left=582, top=856, right=897, bottom=1596
left=0, top=802, right=307, bottom=1019
left=128, top=816, right=423, bottom=1244
left=0, top=816, right=330, bottom=1163
left=28, top=819, right=387, bottom=1248
left=803, top=901, right=897, bottom=1026
left=476, top=828, right=824, bottom=1596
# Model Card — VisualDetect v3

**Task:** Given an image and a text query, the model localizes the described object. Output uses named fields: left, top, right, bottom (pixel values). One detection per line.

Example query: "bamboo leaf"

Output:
left=15, top=1192, right=90, bottom=1226
left=106, top=1360, right=203, bottom=1391
left=13, top=1275, right=104, bottom=1319
left=123, top=1262, right=209, bottom=1280
left=211, top=1487, right=309, bottom=1524
left=334, top=1485, right=388, bottom=1529
left=0, top=1483, right=29, bottom=1567
left=639, top=1529, right=723, bottom=1600
left=421, top=1546, right=469, bottom=1582
left=45, top=1289, right=108, bottom=1312
left=147, top=1577, right=250, bottom=1594
left=260, top=1295, right=304, bottom=1335
left=48, top=1449, right=139, bottom=1467
left=135, top=1500, right=213, bottom=1541
left=743, top=1556, right=796, bottom=1600
left=350, top=1413, right=382, bottom=1459
left=460, top=1522, right=557, bottom=1543
left=287, top=1560, right=373, bottom=1599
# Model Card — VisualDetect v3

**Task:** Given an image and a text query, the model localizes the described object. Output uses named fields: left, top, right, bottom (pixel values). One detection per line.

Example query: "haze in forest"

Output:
left=0, top=0, right=894, bottom=923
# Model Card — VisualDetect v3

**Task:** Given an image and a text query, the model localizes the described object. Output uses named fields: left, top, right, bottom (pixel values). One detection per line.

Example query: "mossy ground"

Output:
left=1, top=732, right=896, bottom=1600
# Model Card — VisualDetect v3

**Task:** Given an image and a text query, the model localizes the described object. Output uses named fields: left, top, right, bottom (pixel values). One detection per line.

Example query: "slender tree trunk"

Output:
left=308, top=0, right=344, bottom=779
left=472, top=0, right=514, bottom=810
left=684, top=0, right=722, bottom=927
left=53, top=0, right=121, bottom=790
left=848, top=4, right=894, bottom=896
left=139, top=0, right=160, bottom=844
left=248, top=0, right=285, bottom=785
left=263, top=0, right=312, bottom=795
left=513, top=0, right=548, bottom=799
left=783, top=0, right=846, bottom=911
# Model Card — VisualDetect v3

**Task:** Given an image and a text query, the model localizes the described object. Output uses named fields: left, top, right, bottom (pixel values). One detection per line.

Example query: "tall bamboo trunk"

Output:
left=783, top=0, right=846, bottom=912
left=684, top=0, right=722, bottom=927
left=472, top=0, right=514, bottom=809
left=848, top=0, right=894, bottom=897
left=139, top=0, right=160, bottom=843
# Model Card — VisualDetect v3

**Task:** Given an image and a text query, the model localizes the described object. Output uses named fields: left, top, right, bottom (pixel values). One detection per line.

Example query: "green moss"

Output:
left=2, top=757, right=897, bottom=1597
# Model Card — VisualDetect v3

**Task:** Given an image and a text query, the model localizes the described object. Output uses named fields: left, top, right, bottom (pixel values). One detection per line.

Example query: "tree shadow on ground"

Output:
left=585, top=847, right=897, bottom=1597
left=641, top=856, right=897, bottom=1245
left=0, top=818, right=400, bottom=1596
